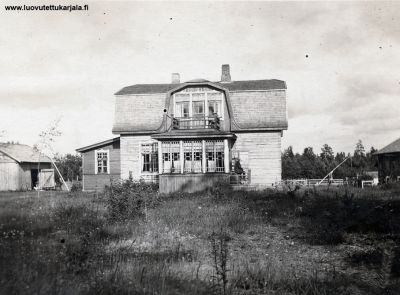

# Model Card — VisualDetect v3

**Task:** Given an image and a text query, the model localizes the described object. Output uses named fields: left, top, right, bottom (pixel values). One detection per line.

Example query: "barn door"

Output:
left=38, top=169, right=55, bottom=189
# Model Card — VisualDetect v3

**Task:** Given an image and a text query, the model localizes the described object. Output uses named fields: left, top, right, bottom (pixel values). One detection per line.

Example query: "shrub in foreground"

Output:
left=104, top=179, right=159, bottom=221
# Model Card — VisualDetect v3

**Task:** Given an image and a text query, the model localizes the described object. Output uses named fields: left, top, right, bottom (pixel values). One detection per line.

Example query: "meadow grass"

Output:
left=0, top=183, right=400, bottom=294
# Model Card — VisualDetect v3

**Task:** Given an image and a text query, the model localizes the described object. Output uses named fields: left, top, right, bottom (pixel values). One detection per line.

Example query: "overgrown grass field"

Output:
left=1, top=182, right=400, bottom=294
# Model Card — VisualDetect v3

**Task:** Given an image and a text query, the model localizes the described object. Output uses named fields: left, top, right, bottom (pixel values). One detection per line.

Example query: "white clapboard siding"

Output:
left=120, top=135, right=153, bottom=180
left=0, top=162, right=20, bottom=190
left=232, top=131, right=282, bottom=186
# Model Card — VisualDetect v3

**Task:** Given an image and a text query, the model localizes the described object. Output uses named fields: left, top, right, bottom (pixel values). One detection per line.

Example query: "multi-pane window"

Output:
left=207, top=92, right=223, bottom=118
left=183, top=140, right=202, bottom=173
left=162, top=141, right=180, bottom=173
left=206, top=140, right=225, bottom=172
left=175, top=93, right=190, bottom=118
left=175, top=101, right=189, bottom=118
left=173, top=87, right=224, bottom=119
left=96, top=150, right=109, bottom=174
left=158, top=140, right=228, bottom=175
left=141, top=143, right=158, bottom=173
left=208, top=100, right=222, bottom=117
left=192, top=101, right=205, bottom=117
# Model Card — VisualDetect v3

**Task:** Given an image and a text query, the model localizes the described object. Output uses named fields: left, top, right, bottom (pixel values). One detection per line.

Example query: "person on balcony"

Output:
left=210, top=112, right=220, bottom=130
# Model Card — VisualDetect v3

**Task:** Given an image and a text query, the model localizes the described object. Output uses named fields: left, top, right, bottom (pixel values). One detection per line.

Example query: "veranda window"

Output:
left=158, top=139, right=228, bottom=174
left=183, top=140, right=202, bottom=173
left=141, top=143, right=158, bottom=173
left=162, top=141, right=180, bottom=173
left=95, top=150, right=109, bottom=174
left=206, top=140, right=224, bottom=172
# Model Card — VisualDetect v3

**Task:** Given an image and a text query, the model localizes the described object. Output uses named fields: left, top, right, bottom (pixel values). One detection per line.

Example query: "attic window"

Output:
left=173, top=87, right=224, bottom=119
left=95, top=149, right=109, bottom=174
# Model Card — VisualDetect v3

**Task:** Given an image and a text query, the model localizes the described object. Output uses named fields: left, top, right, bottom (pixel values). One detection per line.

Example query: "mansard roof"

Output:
left=112, top=79, right=288, bottom=134
left=115, top=79, right=286, bottom=95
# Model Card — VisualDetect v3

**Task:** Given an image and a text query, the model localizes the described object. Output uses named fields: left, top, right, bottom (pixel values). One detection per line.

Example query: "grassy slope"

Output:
left=0, top=185, right=400, bottom=294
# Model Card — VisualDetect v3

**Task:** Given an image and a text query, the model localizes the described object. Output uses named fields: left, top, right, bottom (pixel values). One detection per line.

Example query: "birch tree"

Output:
left=36, top=119, right=69, bottom=195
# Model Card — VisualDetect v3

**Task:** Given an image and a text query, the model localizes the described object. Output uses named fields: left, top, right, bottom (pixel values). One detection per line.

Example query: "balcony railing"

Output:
left=172, top=116, right=220, bottom=130
left=230, top=169, right=251, bottom=185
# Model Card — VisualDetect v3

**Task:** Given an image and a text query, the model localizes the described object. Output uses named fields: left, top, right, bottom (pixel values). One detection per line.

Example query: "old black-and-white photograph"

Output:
left=1, top=1, right=400, bottom=294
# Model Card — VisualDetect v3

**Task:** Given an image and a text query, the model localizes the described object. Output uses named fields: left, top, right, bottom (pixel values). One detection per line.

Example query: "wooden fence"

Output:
left=279, top=178, right=347, bottom=187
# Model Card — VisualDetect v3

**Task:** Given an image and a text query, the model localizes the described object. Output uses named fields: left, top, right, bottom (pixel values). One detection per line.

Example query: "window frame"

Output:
left=192, top=100, right=205, bottom=117
left=183, top=140, right=203, bottom=173
left=175, top=101, right=190, bottom=118
left=205, top=140, right=225, bottom=173
left=95, top=149, right=110, bottom=175
left=208, top=100, right=222, bottom=117
left=173, top=87, right=224, bottom=120
left=140, top=142, right=159, bottom=174
left=161, top=141, right=181, bottom=174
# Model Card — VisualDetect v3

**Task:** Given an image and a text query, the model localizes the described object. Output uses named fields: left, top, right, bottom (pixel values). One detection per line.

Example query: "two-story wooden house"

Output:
left=77, top=65, right=288, bottom=193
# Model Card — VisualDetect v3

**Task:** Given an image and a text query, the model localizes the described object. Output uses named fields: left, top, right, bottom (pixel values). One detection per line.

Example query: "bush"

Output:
left=104, top=179, right=159, bottom=221
left=71, top=182, right=82, bottom=192
left=347, top=248, right=384, bottom=268
left=380, top=182, right=400, bottom=194
left=207, top=181, right=233, bottom=200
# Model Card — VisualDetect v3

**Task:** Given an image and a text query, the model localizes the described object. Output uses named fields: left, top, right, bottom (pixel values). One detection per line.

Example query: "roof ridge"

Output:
left=115, top=79, right=286, bottom=96
left=124, top=78, right=283, bottom=86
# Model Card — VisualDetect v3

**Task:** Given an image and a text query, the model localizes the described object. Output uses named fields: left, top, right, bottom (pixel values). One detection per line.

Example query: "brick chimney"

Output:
left=221, top=64, right=231, bottom=83
left=171, top=73, right=180, bottom=84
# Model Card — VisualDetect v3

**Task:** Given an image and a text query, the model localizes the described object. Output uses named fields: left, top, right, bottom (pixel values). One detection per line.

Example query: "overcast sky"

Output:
left=0, top=1, right=399, bottom=156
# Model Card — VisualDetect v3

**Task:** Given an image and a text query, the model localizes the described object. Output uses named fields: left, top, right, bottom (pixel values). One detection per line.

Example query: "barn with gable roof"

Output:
left=0, top=143, right=54, bottom=191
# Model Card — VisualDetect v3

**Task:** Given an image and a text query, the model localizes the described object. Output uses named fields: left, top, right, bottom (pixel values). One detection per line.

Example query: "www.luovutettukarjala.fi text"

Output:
left=4, top=4, right=89, bottom=12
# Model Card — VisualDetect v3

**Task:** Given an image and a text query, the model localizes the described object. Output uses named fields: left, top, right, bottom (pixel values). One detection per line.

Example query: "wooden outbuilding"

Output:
left=77, top=64, right=288, bottom=192
left=375, top=137, right=400, bottom=183
left=0, top=143, right=54, bottom=191
left=76, top=137, right=121, bottom=192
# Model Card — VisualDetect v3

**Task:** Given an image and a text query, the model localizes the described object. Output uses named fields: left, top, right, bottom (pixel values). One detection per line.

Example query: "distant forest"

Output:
left=282, top=140, right=378, bottom=180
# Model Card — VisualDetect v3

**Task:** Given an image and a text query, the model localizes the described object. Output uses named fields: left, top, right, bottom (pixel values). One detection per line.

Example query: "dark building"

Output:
left=375, top=137, right=400, bottom=183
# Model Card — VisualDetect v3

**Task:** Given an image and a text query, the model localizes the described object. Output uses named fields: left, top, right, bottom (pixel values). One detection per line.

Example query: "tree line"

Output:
left=282, top=140, right=378, bottom=180
left=53, top=153, right=82, bottom=183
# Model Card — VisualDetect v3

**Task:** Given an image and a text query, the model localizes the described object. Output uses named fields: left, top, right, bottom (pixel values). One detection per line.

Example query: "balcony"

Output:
left=172, top=116, right=220, bottom=130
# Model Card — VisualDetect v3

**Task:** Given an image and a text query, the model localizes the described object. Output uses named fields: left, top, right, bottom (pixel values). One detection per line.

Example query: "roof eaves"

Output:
left=114, top=79, right=287, bottom=95
left=375, top=138, right=400, bottom=155
left=0, top=149, right=20, bottom=163
left=76, top=137, right=120, bottom=153
left=167, top=81, right=228, bottom=96
left=114, top=92, right=167, bottom=97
